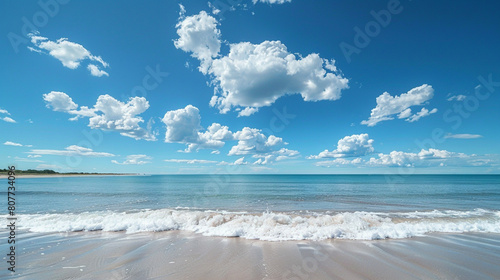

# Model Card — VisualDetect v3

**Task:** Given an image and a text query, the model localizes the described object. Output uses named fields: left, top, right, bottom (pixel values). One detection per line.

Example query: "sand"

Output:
left=2, top=230, right=499, bottom=280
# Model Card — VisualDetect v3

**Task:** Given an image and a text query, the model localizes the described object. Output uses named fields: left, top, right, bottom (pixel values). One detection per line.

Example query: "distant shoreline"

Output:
left=0, top=173, right=140, bottom=179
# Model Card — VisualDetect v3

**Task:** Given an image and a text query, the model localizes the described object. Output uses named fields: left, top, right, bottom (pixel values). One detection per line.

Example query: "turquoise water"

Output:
left=5, top=174, right=500, bottom=240
left=14, top=174, right=500, bottom=213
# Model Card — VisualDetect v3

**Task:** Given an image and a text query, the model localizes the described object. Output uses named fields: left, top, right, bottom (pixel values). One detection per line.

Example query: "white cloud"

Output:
left=165, top=159, right=218, bottom=164
left=229, top=127, right=284, bottom=156
left=361, top=84, right=437, bottom=126
left=87, top=64, right=109, bottom=77
left=275, top=148, right=300, bottom=161
left=162, top=105, right=233, bottom=152
left=179, top=4, right=186, bottom=17
left=163, top=105, right=202, bottom=143
left=161, top=105, right=298, bottom=158
left=14, top=157, right=44, bottom=163
left=196, top=123, right=234, bottom=151
left=28, top=33, right=109, bottom=77
left=43, top=91, right=79, bottom=112
left=112, top=155, right=152, bottom=165
left=368, top=149, right=468, bottom=167
left=218, top=157, right=249, bottom=165
left=90, top=95, right=155, bottom=141
left=28, top=155, right=42, bottom=158
left=4, top=141, right=31, bottom=147
left=308, top=134, right=374, bottom=159
left=406, top=107, right=438, bottom=123
left=207, top=2, right=221, bottom=15
left=208, top=41, right=349, bottom=115
left=0, top=108, right=15, bottom=123
left=253, top=148, right=300, bottom=165
left=174, top=11, right=221, bottom=73
left=175, top=13, right=348, bottom=116
left=44, top=92, right=156, bottom=141
left=227, top=129, right=299, bottom=165
left=28, top=145, right=115, bottom=157
left=397, top=108, right=412, bottom=119
left=316, top=158, right=363, bottom=167
left=2, top=117, right=16, bottom=123
left=237, top=107, right=259, bottom=117
left=447, top=95, right=466, bottom=102
left=253, top=0, right=291, bottom=4
left=444, top=133, right=483, bottom=139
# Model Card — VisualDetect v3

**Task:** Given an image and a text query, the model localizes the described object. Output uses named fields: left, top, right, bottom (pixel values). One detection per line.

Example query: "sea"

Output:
left=4, top=174, right=500, bottom=241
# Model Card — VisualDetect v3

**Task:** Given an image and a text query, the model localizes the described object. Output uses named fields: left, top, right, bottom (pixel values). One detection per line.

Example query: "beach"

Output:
left=2, top=175, right=499, bottom=279
left=2, top=230, right=499, bottom=280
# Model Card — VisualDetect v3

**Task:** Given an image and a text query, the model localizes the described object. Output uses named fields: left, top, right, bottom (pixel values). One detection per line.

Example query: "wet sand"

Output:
left=2, top=230, right=499, bottom=280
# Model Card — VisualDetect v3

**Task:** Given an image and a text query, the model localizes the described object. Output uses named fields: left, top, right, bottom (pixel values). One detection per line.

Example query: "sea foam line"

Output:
left=5, top=208, right=500, bottom=241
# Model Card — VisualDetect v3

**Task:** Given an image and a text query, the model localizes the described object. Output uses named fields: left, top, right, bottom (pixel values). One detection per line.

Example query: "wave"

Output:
left=6, top=208, right=500, bottom=241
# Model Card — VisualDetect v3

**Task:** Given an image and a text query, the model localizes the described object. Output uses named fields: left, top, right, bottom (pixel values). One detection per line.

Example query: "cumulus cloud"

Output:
left=87, top=64, right=109, bottom=77
left=164, top=159, right=218, bottom=164
left=197, top=123, right=234, bottom=151
left=161, top=105, right=298, bottom=159
left=308, top=134, right=374, bottom=159
left=218, top=157, right=249, bottom=165
left=447, top=95, right=466, bottom=102
left=43, top=91, right=78, bottom=112
left=174, top=10, right=221, bottom=73
left=208, top=41, right=348, bottom=116
left=227, top=129, right=299, bottom=165
left=175, top=12, right=349, bottom=116
left=163, top=105, right=202, bottom=143
left=253, top=148, right=300, bottom=165
left=43, top=92, right=156, bottom=141
left=368, top=149, right=468, bottom=167
left=112, top=155, right=152, bottom=165
left=361, top=84, right=437, bottom=126
left=90, top=95, right=155, bottom=140
left=162, top=105, right=234, bottom=152
left=316, top=158, right=363, bottom=167
left=4, top=141, right=32, bottom=147
left=28, top=32, right=109, bottom=77
left=28, top=145, right=115, bottom=157
left=444, top=133, right=483, bottom=139
left=0, top=108, right=10, bottom=115
left=229, top=127, right=284, bottom=156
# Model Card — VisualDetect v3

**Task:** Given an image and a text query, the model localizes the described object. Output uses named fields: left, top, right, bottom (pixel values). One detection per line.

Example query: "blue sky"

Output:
left=1, top=0, right=499, bottom=174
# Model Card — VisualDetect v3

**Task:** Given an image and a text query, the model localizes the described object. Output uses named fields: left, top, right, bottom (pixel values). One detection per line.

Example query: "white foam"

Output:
left=6, top=209, right=500, bottom=241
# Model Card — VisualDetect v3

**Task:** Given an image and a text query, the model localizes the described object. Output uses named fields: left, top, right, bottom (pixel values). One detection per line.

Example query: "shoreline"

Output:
left=2, top=230, right=499, bottom=279
left=0, top=173, right=141, bottom=179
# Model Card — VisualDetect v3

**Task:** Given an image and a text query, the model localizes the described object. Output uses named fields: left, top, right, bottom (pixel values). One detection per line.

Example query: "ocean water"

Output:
left=4, top=174, right=500, bottom=241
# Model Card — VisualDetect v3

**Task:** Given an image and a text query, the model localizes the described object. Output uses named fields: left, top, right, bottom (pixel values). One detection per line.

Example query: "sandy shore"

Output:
left=2, top=230, right=499, bottom=280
